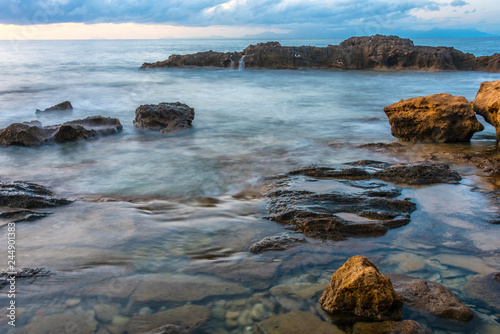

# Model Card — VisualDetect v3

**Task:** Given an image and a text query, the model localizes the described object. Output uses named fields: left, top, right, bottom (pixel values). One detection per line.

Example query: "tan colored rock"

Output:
left=319, top=256, right=403, bottom=321
left=254, top=310, right=345, bottom=334
left=352, top=320, right=430, bottom=334
left=384, top=93, right=484, bottom=142
left=473, top=80, right=500, bottom=140
left=18, top=314, right=97, bottom=334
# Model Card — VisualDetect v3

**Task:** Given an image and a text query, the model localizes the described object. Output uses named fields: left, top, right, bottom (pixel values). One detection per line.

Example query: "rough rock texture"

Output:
left=319, top=256, right=403, bottom=321
left=0, top=181, right=72, bottom=208
left=36, top=101, right=73, bottom=113
left=473, top=80, right=500, bottom=141
left=18, top=314, right=97, bottom=334
left=133, top=102, right=195, bottom=133
left=249, top=232, right=306, bottom=253
left=387, top=273, right=474, bottom=322
left=141, top=35, right=500, bottom=72
left=464, top=273, right=500, bottom=312
left=266, top=161, right=460, bottom=240
left=352, top=320, right=430, bottom=334
left=253, top=310, right=345, bottom=334
left=0, top=210, right=52, bottom=223
left=0, top=267, right=51, bottom=288
left=0, top=116, right=122, bottom=146
left=384, top=93, right=484, bottom=143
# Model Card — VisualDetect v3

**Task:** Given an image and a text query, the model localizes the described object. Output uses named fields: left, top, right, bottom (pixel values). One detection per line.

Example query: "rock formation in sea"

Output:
left=0, top=181, right=72, bottom=208
left=0, top=116, right=122, bottom=146
left=319, top=255, right=403, bottom=321
left=36, top=101, right=73, bottom=113
left=384, top=93, right=484, bottom=143
left=473, top=80, right=500, bottom=141
left=140, top=35, right=500, bottom=72
left=133, top=102, right=195, bottom=133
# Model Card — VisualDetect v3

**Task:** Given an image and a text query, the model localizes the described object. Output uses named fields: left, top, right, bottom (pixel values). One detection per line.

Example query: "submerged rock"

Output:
left=253, top=310, right=345, bottom=334
left=384, top=93, right=484, bottom=143
left=0, top=181, right=72, bottom=208
left=0, top=116, right=122, bottom=146
left=0, top=210, right=52, bottom=223
left=319, top=256, right=403, bottom=321
left=141, top=35, right=500, bottom=72
left=473, top=80, right=500, bottom=141
left=18, top=314, right=97, bottom=334
left=133, top=102, right=195, bottom=133
left=386, top=273, right=474, bottom=322
left=352, top=320, right=430, bottom=334
left=0, top=267, right=51, bottom=288
left=36, top=100, right=73, bottom=113
left=249, top=232, right=306, bottom=253
left=464, top=272, right=500, bottom=312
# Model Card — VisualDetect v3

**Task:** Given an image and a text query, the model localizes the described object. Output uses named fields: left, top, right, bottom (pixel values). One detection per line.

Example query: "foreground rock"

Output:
left=249, top=232, right=306, bottom=253
left=133, top=102, right=195, bottom=133
left=0, top=116, right=122, bottom=146
left=0, top=181, right=72, bottom=208
left=464, top=272, right=500, bottom=312
left=36, top=101, right=73, bottom=113
left=141, top=35, right=500, bottom=72
left=18, top=314, right=97, bottom=334
left=352, top=320, right=430, bottom=334
left=266, top=161, right=460, bottom=240
left=0, top=210, right=52, bottom=223
left=254, top=310, right=344, bottom=334
left=0, top=267, right=51, bottom=288
left=319, top=256, right=403, bottom=321
left=384, top=93, right=484, bottom=142
left=386, top=273, right=474, bottom=322
left=473, top=80, right=500, bottom=141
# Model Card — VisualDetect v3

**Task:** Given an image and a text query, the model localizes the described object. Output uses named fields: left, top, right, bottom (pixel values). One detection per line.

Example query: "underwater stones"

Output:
left=352, top=320, right=430, bottom=334
left=18, top=314, right=97, bottom=334
left=270, top=282, right=327, bottom=300
left=319, top=256, right=403, bottom=321
left=253, top=310, right=345, bottom=334
left=0, top=181, right=72, bottom=209
left=133, top=102, right=195, bottom=133
left=473, top=80, right=500, bottom=141
left=384, top=93, right=484, bottom=143
left=249, top=232, right=306, bottom=253
left=387, top=273, right=474, bottom=322
left=464, top=272, right=500, bottom=312
left=0, top=116, right=122, bottom=146
left=36, top=100, right=73, bottom=113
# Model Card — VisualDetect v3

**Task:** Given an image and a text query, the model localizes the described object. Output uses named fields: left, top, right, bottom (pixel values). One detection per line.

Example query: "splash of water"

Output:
left=239, top=55, right=245, bottom=70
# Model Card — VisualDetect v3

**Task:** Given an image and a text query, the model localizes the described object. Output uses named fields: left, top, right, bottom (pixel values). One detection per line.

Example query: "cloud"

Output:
left=450, top=0, right=469, bottom=7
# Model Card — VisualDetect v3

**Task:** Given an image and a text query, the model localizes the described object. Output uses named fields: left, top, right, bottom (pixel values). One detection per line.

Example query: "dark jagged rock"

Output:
left=0, top=181, right=72, bottom=208
left=0, top=268, right=51, bottom=288
left=0, top=116, right=123, bottom=147
left=36, top=101, right=73, bottom=113
left=0, top=210, right=52, bottom=223
left=320, top=256, right=403, bottom=321
left=133, top=102, right=195, bottom=133
left=141, top=35, right=500, bottom=72
left=249, top=232, right=306, bottom=253
left=384, top=93, right=484, bottom=143
left=372, top=162, right=462, bottom=185
left=386, top=273, right=474, bottom=322
left=473, top=80, right=500, bottom=141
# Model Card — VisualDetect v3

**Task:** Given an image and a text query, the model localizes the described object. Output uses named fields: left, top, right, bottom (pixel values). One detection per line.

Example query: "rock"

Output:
left=352, top=320, right=430, bottom=334
left=0, top=267, right=51, bottom=288
left=464, top=272, right=500, bottom=312
left=18, top=314, right=97, bottom=334
left=251, top=303, right=266, bottom=321
left=249, top=232, right=306, bottom=253
left=123, top=305, right=210, bottom=333
left=141, top=35, right=500, bottom=72
left=319, top=256, right=403, bottom=321
left=0, top=181, right=72, bottom=208
left=253, top=310, right=345, bottom=334
left=133, top=102, right=195, bottom=133
left=383, top=93, right=484, bottom=143
left=386, top=273, right=474, bottom=322
left=373, top=161, right=462, bottom=185
left=0, top=210, right=52, bottom=223
left=36, top=101, right=73, bottom=113
left=271, top=282, right=327, bottom=300
left=0, top=116, right=122, bottom=146
left=473, top=80, right=500, bottom=140
left=144, top=324, right=186, bottom=334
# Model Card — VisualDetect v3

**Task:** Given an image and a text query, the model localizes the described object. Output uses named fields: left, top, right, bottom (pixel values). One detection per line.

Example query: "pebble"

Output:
left=138, top=307, right=152, bottom=315
left=111, top=315, right=129, bottom=328
left=225, top=311, right=240, bottom=320
left=238, top=309, right=252, bottom=326
left=251, top=303, right=265, bottom=321
left=225, top=319, right=239, bottom=329
left=65, top=298, right=81, bottom=307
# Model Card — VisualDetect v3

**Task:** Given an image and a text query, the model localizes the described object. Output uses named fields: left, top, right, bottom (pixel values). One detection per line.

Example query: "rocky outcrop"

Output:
left=254, top=310, right=345, bottom=334
left=384, top=93, right=484, bottom=143
left=249, top=232, right=306, bottom=253
left=319, top=256, right=403, bottom=321
left=0, top=116, right=122, bottom=146
left=141, top=35, right=500, bottom=72
left=352, top=320, right=430, bottom=334
left=464, top=272, right=500, bottom=312
left=473, top=80, right=500, bottom=141
left=133, top=102, right=195, bottom=133
left=386, top=273, right=474, bottom=322
left=36, top=101, right=73, bottom=113
left=0, top=181, right=72, bottom=208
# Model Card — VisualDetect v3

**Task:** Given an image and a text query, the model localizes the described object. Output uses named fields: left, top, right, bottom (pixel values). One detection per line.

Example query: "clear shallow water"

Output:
left=0, top=38, right=499, bottom=333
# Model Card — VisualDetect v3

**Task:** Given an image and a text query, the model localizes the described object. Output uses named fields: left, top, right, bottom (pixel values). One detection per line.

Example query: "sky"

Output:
left=0, top=0, right=499, bottom=40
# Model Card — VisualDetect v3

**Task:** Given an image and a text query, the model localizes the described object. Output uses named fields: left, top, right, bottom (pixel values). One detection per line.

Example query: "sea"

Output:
left=0, top=37, right=499, bottom=333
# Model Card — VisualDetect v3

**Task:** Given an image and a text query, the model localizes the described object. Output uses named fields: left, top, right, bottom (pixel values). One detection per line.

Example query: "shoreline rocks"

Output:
left=0, top=181, right=72, bottom=208
left=36, top=101, right=73, bottom=113
left=473, top=80, right=500, bottom=141
left=133, top=102, right=195, bottom=133
left=141, top=35, right=500, bottom=72
left=384, top=93, right=484, bottom=143
left=249, top=232, right=306, bottom=253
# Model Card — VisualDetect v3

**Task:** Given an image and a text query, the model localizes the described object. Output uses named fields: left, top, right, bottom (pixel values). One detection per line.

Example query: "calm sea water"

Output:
left=0, top=38, right=500, bottom=333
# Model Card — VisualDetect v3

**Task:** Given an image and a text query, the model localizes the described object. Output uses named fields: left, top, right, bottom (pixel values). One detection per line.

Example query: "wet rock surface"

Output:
left=141, top=35, right=500, bottom=72
left=464, top=272, right=500, bottom=312
left=0, top=210, right=52, bottom=223
left=0, top=181, right=72, bottom=209
left=352, top=320, right=430, bottom=334
left=18, top=314, right=97, bottom=334
left=384, top=93, right=484, bottom=143
left=133, top=102, right=195, bottom=133
left=0, top=267, right=51, bottom=288
left=35, top=100, right=73, bottom=113
left=319, top=256, right=403, bottom=321
left=249, top=232, right=306, bottom=253
left=473, top=80, right=500, bottom=141
left=0, top=116, right=122, bottom=146
left=386, top=273, right=474, bottom=322
left=254, top=310, right=345, bottom=334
